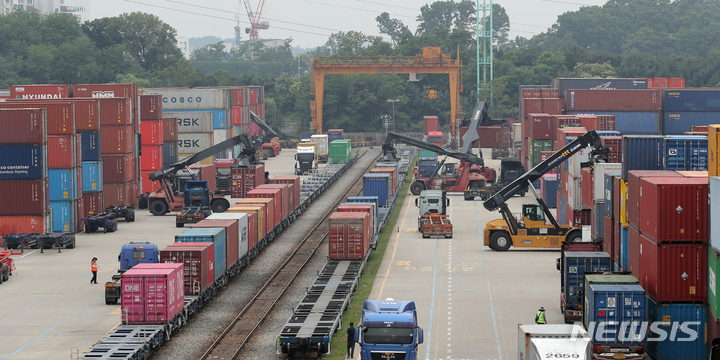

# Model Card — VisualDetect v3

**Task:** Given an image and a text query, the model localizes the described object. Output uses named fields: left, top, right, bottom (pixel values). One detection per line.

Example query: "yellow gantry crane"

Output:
left=310, top=47, right=463, bottom=147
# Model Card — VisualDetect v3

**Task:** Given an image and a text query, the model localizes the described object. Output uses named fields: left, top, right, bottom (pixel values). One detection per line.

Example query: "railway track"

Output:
left=200, top=149, right=378, bottom=360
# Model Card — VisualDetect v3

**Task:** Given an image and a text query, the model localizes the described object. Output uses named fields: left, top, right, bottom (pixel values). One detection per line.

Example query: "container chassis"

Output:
left=105, top=205, right=136, bottom=222
left=84, top=213, right=119, bottom=234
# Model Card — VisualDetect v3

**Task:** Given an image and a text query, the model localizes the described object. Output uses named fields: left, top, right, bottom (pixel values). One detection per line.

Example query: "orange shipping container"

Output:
left=370, top=167, right=397, bottom=194
left=235, top=199, right=272, bottom=235
left=328, top=212, right=371, bottom=261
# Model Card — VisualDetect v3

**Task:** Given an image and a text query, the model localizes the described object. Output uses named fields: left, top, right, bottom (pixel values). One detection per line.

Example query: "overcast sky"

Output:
left=90, top=0, right=607, bottom=49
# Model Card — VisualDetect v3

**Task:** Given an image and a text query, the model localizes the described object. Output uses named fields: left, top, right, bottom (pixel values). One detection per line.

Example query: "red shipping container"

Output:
left=11, top=84, right=68, bottom=99
left=476, top=125, right=503, bottom=148
left=676, top=171, right=709, bottom=179
left=0, top=101, right=74, bottom=135
left=581, top=168, right=593, bottom=209
left=255, top=184, right=289, bottom=220
left=232, top=106, right=246, bottom=126
left=528, top=113, right=555, bottom=140
left=140, top=120, right=164, bottom=145
left=577, top=115, right=600, bottom=131
left=601, top=136, right=622, bottom=163
left=192, top=219, right=239, bottom=270
left=236, top=199, right=272, bottom=234
left=269, top=176, right=300, bottom=212
left=246, top=188, right=282, bottom=227
left=613, top=219, right=621, bottom=267
left=121, top=263, right=184, bottom=325
left=102, top=153, right=133, bottom=183
left=189, top=164, right=216, bottom=192
left=521, top=88, right=541, bottom=99
left=163, top=118, right=178, bottom=142
left=328, top=212, right=371, bottom=261
left=539, top=151, right=556, bottom=173
left=103, top=181, right=133, bottom=206
left=338, top=205, right=374, bottom=234
left=565, top=89, right=661, bottom=112
left=99, top=97, right=132, bottom=126
left=249, top=88, right=259, bottom=105
left=370, top=167, right=398, bottom=194
left=140, top=94, right=163, bottom=120
left=20, top=98, right=100, bottom=131
left=604, top=216, right=615, bottom=263
left=101, top=125, right=133, bottom=154
left=72, top=84, right=138, bottom=104
left=48, top=135, right=76, bottom=169
left=521, top=98, right=542, bottom=123
left=541, top=88, right=559, bottom=98
left=232, top=88, right=245, bottom=106
left=628, top=225, right=641, bottom=276
left=566, top=205, right=591, bottom=227
left=627, top=170, right=681, bottom=229
left=669, top=78, right=685, bottom=88
left=597, top=115, right=615, bottom=131
left=160, top=242, right=215, bottom=295
left=231, top=164, right=265, bottom=198
left=555, top=127, right=587, bottom=151
left=75, top=198, right=84, bottom=232
left=82, top=192, right=103, bottom=217
left=540, top=98, right=563, bottom=115
left=639, top=236, right=707, bottom=302
left=423, top=116, right=440, bottom=135
left=638, top=176, right=708, bottom=243
left=0, top=215, right=48, bottom=236
left=141, top=145, right=163, bottom=171
left=141, top=170, right=162, bottom=193
left=554, top=115, right=581, bottom=128
left=0, top=109, right=47, bottom=144
left=0, top=179, right=48, bottom=215
left=653, top=78, right=668, bottom=88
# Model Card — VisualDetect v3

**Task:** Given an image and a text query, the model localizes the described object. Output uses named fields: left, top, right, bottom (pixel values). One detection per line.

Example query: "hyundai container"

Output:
left=328, top=212, right=371, bottom=260
left=639, top=235, right=707, bottom=302
left=553, top=78, right=648, bottom=98
left=192, top=219, right=239, bottom=270
left=664, top=135, right=708, bottom=171
left=0, top=108, right=47, bottom=144
left=638, top=176, right=708, bottom=243
left=584, top=284, right=647, bottom=359
left=622, top=136, right=665, bottom=180
left=120, top=263, right=184, bottom=325
left=159, top=242, right=214, bottom=295
left=569, top=111, right=659, bottom=134
left=561, top=251, right=612, bottom=324
left=11, top=84, right=68, bottom=99
left=206, top=212, right=250, bottom=262
left=566, top=89, right=660, bottom=112
left=139, top=89, right=228, bottom=110
left=175, top=227, right=227, bottom=280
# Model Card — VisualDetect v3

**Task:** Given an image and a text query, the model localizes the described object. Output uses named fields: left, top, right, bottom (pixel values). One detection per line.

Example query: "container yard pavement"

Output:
left=0, top=148, right=299, bottom=360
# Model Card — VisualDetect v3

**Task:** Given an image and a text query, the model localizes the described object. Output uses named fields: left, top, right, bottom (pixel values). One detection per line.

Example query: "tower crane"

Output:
left=243, top=0, right=270, bottom=41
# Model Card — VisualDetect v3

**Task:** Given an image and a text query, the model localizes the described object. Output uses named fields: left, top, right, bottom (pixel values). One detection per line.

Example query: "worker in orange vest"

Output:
left=91, top=257, right=98, bottom=284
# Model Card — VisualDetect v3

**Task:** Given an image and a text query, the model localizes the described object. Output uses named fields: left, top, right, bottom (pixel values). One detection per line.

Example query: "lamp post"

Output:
left=387, top=99, right=399, bottom=132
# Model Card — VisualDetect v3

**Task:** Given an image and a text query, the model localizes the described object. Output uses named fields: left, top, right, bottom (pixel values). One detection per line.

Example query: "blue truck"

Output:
left=414, top=157, right=438, bottom=178
left=584, top=284, right=647, bottom=360
left=104, top=242, right=159, bottom=304
left=355, top=299, right=424, bottom=360
left=561, top=251, right=612, bottom=324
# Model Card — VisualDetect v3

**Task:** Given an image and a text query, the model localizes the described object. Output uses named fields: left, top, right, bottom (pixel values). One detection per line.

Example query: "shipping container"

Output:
left=230, top=164, right=265, bottom=198
left=566, top=175, right=587, bottom=211
left=213, top=129, right=231, bottom=158
left=48, top=169, right=76, bottom=201
left=591, top=163, right=622, bottom=202
left=604, top=216, right=615, bottom=260
left=600, top=136, right=622, bottom=164
left=103, top=181, right=133, bottom=206
left=0, top=215, right=49, bottom=236
left=530, top=139, right=554, bottom=166
left=0, top=101, right=74, bottom=135
left=592, top=202, right=604, bottom=240
left=235, top=199, right=272, bottom=235
left=269, top=176, right=301, bottom=212
left=0, top=179, right=48, bottom=216
left=562, top=251, right=612, bottom=322
left=72, top=84, right=138, bottom=104
left=98, top=97, right=132, bottom=126
left=227, top=206, right=261, bottom=249
left=553, top=78, right=648, bottom=98
left=82, top=192, right=103, bottom=217
left=162, top=142, right=178, bottom=165
left=663, top=89, right=720, bottom=112
left=477, top=125, right=507, bottom=148
left=647, top=300, right=707, bottom=360
left=164, top=111, right=215, bottom=133
left=364, top=174, right=391, bottom=207
left=627, top=170, right=681, bottom=229
left=49, top=200, right=75, bottom=233
left=47, top=135, right=76, bottom=169
left=554, top=115, right=581, bottom=128
left=11, top=84, right=68, bottom=99
left=566, top=89, right=660, bottom=112
left=177, top=133, right=213, bottom=152
left=175, top=227, right=227, bottom=280
left=339, top=203, right=377, bottom=236
left=205, top=213, right=249, bottom=262
left=81, top=161, right=102, bottom=193
left=255, top=184, right=289, bottom=220
left=622, top=136, right=665, bottom=180
left=709, top=177, right=720, bottom=250
left=141, top=145, right=163, bottom=171
left=527, top=113, right=554, bottom=140
left=329, top=139, right=352, bottom=163
left=639, top=235, right=707, bottom=302
left=581, top=168, right=593, bottom=209
left=569, top=111, right=659, bottom=134
left=584, top=284, right=647, bottom=346
left=231, top=106, right=248, bottom=126
left=102, top=153, right=133, bottom=183
left=638, top=176, right=708, bottom=243
left=664, top=135, right=708, bottom=171
left=187, top=164, right=216, bottom=192
left=140, top=170, right=161, bottom=193
left=140, top=89, right=228, bottom=110
left=712, top=125, right=720, bottom=177
left=191, top=220, right=239, bottom=269
left=0, top=108, right=47, bottom=144
left=246, top=188, right=282, bottom=227
left=554, top=127, right=587, bottom=154
left=140, top=120, right=164, bottom=145
left=101, top=125, right=133, bottom=154
left=52, top=99, right=98, bottom=131
left=541, top=174, right=557, bottom=208
left=328, top=212, right=371, bottom=261
left=159, top=242, right=214, bottom=295
left=597, top=115, right=616, bottom=131
left=139, top=94, right=162, bottom=120
left=708, top=247, right=720, bottom=317
left=120, top=263, right=184, bottom=325
left=663, top=112, right=719, bottom=135
left=162, top=117, right=178, bottom=142
left=603, top=174, right=615, bottom=217
left=78, top=131, right=101, bottom=161
left=423, top=116, right=440, bottom=135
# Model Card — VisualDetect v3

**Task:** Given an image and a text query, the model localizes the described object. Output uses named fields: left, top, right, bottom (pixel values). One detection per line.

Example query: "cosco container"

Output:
left=162, top=142, right=178, bottom=165
left=627, top=170, right=682, bottom=229
left=663, top=89, right=720, bottom=112
left=177, top=133, right=213, bottom=152
left=329, top=139, right=352, bottom=163
left=562, top=252, right=612, bottom=323
left=664, top=135, right=708, bottom=171
left=663, top=112, right=719, bottom=135
left=639, top=236, right=707, bottom=302
left=622, top=136, right=665, bottom=180
left=48, top=169, right=76, bottom=201
left=81, top=161, right=102, bottom=193
left=175, top=227, right=227, bottom=280
left=0, top=144, right=47, bottom=180
left=584, top=284, right=647, bottom=347
left=638, top=176, right=708, bottom=243
left=49, top=200, right=75, bottom=233
left=120, top=263, right=185, bottom=325
left=206, top=212, right=250, bottom=262
left=0, top=179, right=48, bottom=215
left=363, top=174, right=391, bottom=207
left=0, top=108, right=47, bottom=144
left=569, top=111, right=659, bottom=134
left=566, top=89, right=660, bottom=112
left=139, top=89, right=228, bottom=110
left=159, top=242, right=214, bottom=295
left=646, top=300, right=707, bottom=360
left=328, top=212, right=371, bottom=261
left=192, top=220, right=239, bottom=270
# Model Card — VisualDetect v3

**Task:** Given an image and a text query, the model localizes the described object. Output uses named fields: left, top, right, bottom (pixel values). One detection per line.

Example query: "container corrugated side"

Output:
left=175, top=227, right=227, bottom=280
left=48, top=169, right=76, bottom=201
left=139, top=89, right=228, bottom=110
left=663, top=89, right=720, bottom=112
left=0, top=179, right=48, bottom=215
left=710, top=177, right=720, bottom=250
left=663, top=112, right=720, bottom=135
left=0, top=109, right=47, bottom=144
left=328, top=212, right=371, bottom=261
left=584, top=284, right=647, bottom=345
left=11, top=84, right=68, bottom=99
left=647, top=300, right=707, bottom=360
left=627, top=170, right=681, bottom=229
left=162, top=142, right=178, bottom=165
left=206, top=213, right=249, bottom=261
left=639, top=235, right=707, bottom=303
left=121, top=263, right=185, bottom=325
left=664, top=135, right=708, bottom=171
left=622, top=136, right=665, bottom=180
left=79, top=131, right=101, bottom=161
left=0, top=144, right=47, bottom=180
left=0, top=101, right=75, bottom=135
left=81, top=161, right=102, bottom=193
left=164, top=111, right=215, bottom=133
left=82, top=192, right=103, bottom=217
left=159, top=242, right=214, bottom=295
left=178, top=133, right=213, bottom=153
left=49, top=200, right=75, bottom=233
left=569, top=111, right=659, bottom=134
left=192, top=219, right=239, bottom=269
left=566, top=89, right=660, bottom=112
left=554, top=78, right=648, bottom=98
left=638, top=176, right=708, bottom=243
left=363, top=174, right=391, bottom=207
left=102, top=153, right=133, bottom=183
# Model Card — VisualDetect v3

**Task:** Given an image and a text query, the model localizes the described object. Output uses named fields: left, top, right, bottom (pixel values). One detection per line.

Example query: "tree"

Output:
left=118, top=12, right=184, bottom=70
left=416, top=0, right=468, bottom=35
left=375, top=12, right=410, bottom=46
left=22, top=45, right=55, bottom=83
left=572, top=62, right=617, bottom=78
left=489, top=4, right=510, bottom=49
left=192, top=42, right=229, bottom=62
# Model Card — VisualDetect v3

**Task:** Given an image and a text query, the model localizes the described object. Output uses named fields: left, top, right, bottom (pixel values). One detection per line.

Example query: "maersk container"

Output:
left=139, top=89, right=228, bottom=111
left=163, top=142, right=178, bottom=165
left=329, top=140, right=352, bottom=163
left=663, top=112, right=719, bottom=135
left=49, top=200, right=75, bottom=233
left=647, top=300, right=707, bottom=360
left=164, top=111, right=215, bottom=133
left=664, top=135, right=708, bottom=171
left=81, top=161, right=102, bottom=193
left=175, top=227, right=227, bottom=280
left=711, top=177, right=720, bottom=250
left=0, top=144, right=47, bottom=180
left=568, top=111, right=659, bottom=134
left=49, top=169, right=76, bottom=201
left=584, top=284, right=647, bottom=346
left=177, top=133, right=213, bottom=153
left=562, top=252, right=612, bottom=323
left=79, top=131, right=100, bottom=161
left=621, top=135, right=665, bottom=180
left=663, top=89, right=720, bottom=112
left=541, top=174, right=557, bottom=208
left=553, top=78, right=648, bottom=98
left=364, top=174, right=391, bottom=207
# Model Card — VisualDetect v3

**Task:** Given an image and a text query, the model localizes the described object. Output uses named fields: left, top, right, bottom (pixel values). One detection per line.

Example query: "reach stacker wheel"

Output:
left=490, top=231, right=512, bottom=251
left=149, top=201, right=168, bottom=216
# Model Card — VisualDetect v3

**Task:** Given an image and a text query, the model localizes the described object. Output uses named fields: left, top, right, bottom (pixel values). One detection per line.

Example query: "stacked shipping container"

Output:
left=139, top=95, right=165, bottom=194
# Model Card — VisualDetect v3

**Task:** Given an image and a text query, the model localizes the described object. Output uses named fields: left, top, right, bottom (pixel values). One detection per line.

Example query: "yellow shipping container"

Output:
left=228, top=206, right=264, bottom=243
left=710, top=125, right=720, bottom=176
left=619, top=179, right=629, bottom=227
left=179, top=154, right=213, bottom=165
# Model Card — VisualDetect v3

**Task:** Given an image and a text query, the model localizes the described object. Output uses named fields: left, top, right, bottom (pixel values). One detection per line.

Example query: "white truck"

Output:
left=310, top=134, right=329, bottom=163
left=295, top=142, right=318, bottom=175
left=518, top=324, right=591, bottom=360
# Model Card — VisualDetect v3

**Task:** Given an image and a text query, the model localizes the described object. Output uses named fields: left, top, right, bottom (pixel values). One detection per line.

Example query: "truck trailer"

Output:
left=518, top=324, right=591, bottom=360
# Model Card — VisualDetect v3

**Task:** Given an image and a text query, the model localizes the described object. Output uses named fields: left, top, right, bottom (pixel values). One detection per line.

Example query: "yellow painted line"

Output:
left=376, top=196, right=413, bottom=300
left=109, top=307, right=122, bottom=315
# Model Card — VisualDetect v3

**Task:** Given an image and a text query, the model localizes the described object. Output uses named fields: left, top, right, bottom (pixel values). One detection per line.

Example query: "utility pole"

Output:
left=387, top=99, right=399, bottom=132
left=382, top=115, right=391, bottom=133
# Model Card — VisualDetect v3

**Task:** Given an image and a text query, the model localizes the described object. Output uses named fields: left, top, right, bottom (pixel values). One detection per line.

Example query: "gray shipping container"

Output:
left=163, top=111, right=214, bottom=133
left=553, top=78, right=648, bottom=98
left=139, top=89, right=228, bottom=110
left=177, top=133, right=213, bottom=152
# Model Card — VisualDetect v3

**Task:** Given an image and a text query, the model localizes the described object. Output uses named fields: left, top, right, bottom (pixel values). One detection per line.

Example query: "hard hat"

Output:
left=539, top=307, right=545, bottom=311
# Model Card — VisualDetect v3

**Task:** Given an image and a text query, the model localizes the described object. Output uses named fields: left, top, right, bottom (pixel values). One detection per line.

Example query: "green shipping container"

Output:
left=329, top=139, right=352, bottom=163
left=530, top=139, right=553, bottom=166
left=709, top=248, right=720, bottom=317
left=418, top=149, right=437, bottom=158
left=583, top=274, right=639, bottom=326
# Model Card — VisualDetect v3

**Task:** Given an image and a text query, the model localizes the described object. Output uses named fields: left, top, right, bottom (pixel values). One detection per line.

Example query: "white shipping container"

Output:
left=567, top=144, right=591, bottom=178
left=207, top=212, right=250, bottom=260
left=139, top=89, right=228, bottom=110
left=710, top=177, right=720, bottom=250
left=518, top=324, right=591, bottom=360
left=213, top=129, right=232, bottom=159
left=512, top=123, right=522, bottom=143
left=177, top=133, right=213, bottom=152
left=566, top=175, right=589, bottom=211
left=164, top=111, right=214, bottom=133
left=592, top=163, right=622, bottom=201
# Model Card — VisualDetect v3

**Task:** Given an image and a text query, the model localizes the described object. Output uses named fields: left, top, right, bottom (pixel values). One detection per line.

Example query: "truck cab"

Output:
left=414, top=157, right=438, bottom=178
left=213, top=159, right=234, bottom=195
left=356, top=299, right=424, bottom=360
left=295, top=143, right=318, bottom=175
left=425, top=131, right=444, bottom=147
left=105, top=242, right=159, bottom=304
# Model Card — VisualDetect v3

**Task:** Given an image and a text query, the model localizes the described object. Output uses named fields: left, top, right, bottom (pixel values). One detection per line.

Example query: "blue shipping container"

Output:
left=663, top=89, right=720, bottom=112
left=541, top=174, right=557, bottom=208
left=620, top=226, right=629, bottom=270
left=171, top=109, right=228, bottom=129
left=569, top=111, right=659, bottom=134
left=79, top=131, right=101, bottom=161
left=596, top=131, right=622, bottom=137
left=621, top=135, right=665, bottom=180
left=49, top=169, right=76, bottom=201
left=163, top=142, right=178, bottom=165
left=81, top=161, right=102, bottom=193
left=563, top=252, right=612, bottom=322
left=49, top=200, right=75, bottom=233
left=363, top=174, right=391, bottom=207
left=663, top=112, right=719, bottom=135
left=175, top=227, right=227, bottom=280
left=664, top=135, right=708, bottom=171
left=0, top=144, right=46, bottom=180
left=585, top=284, right=647, bottom=346
left=647, top=300, right=707, bottom=360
